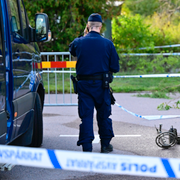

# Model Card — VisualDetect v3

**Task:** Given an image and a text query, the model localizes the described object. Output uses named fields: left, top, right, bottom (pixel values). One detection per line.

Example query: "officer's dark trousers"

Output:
left=77, top=80, right=114, bottom=152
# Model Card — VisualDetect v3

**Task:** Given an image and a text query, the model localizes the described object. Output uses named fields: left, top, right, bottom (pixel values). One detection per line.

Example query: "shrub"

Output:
left=119, top=54, right=180, bottom=73
left=112, top=14, right=155, bottom=53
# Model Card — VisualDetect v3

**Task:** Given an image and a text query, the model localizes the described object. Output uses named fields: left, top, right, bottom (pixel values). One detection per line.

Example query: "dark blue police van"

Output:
left=0, top=0, right=50, bottom=147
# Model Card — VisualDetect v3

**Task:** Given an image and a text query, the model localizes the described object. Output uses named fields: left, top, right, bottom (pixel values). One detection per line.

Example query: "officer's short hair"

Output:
left=88, top=21, right=102, bottom=29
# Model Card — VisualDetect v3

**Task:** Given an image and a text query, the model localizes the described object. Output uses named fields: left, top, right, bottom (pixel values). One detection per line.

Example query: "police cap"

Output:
left=88, top=13, right=102, bottom=23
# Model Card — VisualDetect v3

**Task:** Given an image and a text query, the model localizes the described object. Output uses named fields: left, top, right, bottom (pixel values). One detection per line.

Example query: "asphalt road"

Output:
left=1, top=93, right=180, bottom=180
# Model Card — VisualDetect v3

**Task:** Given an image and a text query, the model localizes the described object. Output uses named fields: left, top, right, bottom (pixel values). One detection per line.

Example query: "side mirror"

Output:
left=35, top=13, right=51, bottom=42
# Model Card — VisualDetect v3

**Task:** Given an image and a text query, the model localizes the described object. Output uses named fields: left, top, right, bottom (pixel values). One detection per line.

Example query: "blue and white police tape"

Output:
left=42, top=72, right=180, bottom=78
left=122, top=52, right=180, bottom=56
left=1, top=145, right=180, bottom=178
left=120, top=43, right=180, bottom=51
left=139, top=44, right=180, bottom=49
left=114, top=73, right=180, bottom=78
left=115, top=103, right=180, bottom=120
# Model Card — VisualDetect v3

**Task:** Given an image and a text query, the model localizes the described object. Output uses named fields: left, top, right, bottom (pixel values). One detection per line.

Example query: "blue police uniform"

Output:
left=69, top=14, right=120, bottom=152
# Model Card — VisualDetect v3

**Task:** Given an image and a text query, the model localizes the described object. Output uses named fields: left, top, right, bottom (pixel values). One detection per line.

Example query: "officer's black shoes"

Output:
left=101, top=144, right=113, bottom=153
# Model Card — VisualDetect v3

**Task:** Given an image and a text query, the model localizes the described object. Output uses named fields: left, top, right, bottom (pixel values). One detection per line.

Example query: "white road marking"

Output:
left=59, top=134, right=141, bottom=144
left=115, top=135, right=141, bottom=137
left=93, top=135, right=100, bottom=143
left=60, top=135, right=78, bottom=137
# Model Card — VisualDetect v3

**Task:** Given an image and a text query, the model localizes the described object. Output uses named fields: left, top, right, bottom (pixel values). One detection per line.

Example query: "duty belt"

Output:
left=77, top=75, right=103, bottom=81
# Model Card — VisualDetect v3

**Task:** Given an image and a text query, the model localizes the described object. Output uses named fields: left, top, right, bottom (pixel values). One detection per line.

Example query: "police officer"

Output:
left=69, top=13, right=120, bottom=153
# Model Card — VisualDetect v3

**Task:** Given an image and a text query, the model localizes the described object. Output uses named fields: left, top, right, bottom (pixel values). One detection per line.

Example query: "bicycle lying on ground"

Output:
left=155, top=124, right=180, bottom=149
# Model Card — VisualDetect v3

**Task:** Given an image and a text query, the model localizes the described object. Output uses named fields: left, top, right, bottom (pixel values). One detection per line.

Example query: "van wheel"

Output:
left=30, top=93, right=43, bottom=147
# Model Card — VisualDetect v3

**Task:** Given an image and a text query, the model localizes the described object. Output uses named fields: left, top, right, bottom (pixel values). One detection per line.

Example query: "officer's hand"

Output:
left=84, top=25, right=89, bottom=36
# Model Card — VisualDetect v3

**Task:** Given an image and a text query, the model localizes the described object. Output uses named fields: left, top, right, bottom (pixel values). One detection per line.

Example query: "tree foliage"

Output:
left=125, top=0, right=160, bottom=17
left=23, top=0, right=123, bottom=52
left=112, top=2, right=180, bottom=72
left=125, top=0, right=180, bottom=18
left=112, top=14, right=154, bottom=52
left=112, top=1, right=180, bottom=53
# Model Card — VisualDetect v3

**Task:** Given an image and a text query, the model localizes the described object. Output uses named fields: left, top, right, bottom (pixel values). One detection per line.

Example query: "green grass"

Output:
left=111, top=72, right=180, bottom=93
left=136, top=92, right=171, bottom=99
left=42, top=72, right=180, bottom=94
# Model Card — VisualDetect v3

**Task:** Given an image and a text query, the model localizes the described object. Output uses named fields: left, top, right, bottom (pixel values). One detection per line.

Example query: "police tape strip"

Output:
left=41, top=72, right=180, bottom=78
left=115, top=103, right=180, bottom=120
left=139, top=44, right=180, bottom=49
left=120, top=44, right=180, bottom=51
left=1, top=145, right=180, bottom=178
left=114, top=73, right=180, bottom=78
left=122, top=52, right=180, bottom=56
left=41, top=70, right=180, bottom=78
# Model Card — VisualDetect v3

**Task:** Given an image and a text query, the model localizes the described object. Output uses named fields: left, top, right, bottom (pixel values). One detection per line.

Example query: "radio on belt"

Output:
left=103, top=73, right=110, bottom=89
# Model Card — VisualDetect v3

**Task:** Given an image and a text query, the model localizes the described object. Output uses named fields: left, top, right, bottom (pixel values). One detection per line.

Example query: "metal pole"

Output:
left=55, top=54, right=57, bottom=104
left=47, top=55, right=50, bottom=104
left=70, top=54, right=72, bottom=103
left=62, top=55, right=65, bottom=103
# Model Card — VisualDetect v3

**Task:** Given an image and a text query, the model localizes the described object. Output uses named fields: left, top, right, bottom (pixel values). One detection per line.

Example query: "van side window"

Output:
left=0, top=21, right=5, bottom=112
left=8, top=0, right=21, bottom=35
left=0, top=25, right=2, bottom=55
left=19, top=0, right=28, bottom=40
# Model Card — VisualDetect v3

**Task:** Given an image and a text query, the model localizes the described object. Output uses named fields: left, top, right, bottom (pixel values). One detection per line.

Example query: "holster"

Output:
left=110, top=87, right=116, bottom=105
left=102, top=73, right=114, bottom=89
left=70, top=75, right=78, bottom=94
left=109, top=72, right=113, bottom=83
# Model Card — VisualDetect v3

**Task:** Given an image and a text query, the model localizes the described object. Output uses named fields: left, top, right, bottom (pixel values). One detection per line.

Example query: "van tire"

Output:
left=30, top=93, right=43, bottom=147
